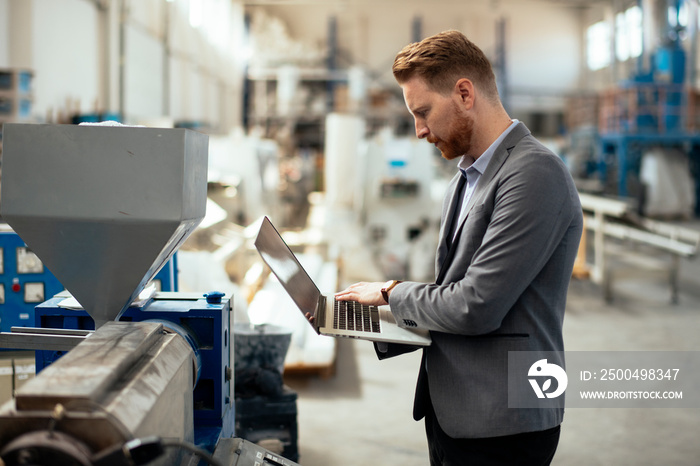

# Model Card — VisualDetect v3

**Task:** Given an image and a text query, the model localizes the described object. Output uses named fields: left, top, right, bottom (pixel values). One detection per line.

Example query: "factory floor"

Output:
left=283, top=221, right=700, bottom=466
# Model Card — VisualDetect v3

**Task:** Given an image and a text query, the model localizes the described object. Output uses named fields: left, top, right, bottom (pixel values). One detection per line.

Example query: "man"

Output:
left=335, top=30, right=583, bottom=465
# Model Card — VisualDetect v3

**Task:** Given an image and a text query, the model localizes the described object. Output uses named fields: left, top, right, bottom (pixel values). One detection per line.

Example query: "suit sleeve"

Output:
left=388, top=149, right=580, bottom=336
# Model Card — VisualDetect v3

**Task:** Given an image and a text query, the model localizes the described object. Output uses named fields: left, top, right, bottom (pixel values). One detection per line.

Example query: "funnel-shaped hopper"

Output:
left=0, top=123, right=208, bottom=327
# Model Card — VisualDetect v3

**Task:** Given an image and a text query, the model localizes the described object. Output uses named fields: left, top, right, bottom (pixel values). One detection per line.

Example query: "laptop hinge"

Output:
left=316, top=295, right=327, bottom=330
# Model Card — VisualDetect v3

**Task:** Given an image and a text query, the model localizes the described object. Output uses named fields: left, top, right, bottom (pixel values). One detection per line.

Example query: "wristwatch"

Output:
left=381, top=280, right=402, bottom=303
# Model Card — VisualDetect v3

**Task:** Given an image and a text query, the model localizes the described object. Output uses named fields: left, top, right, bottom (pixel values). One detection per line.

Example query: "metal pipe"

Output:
left=495, top=17, right=509, bottom=111
left=91, top=0, right=110, bottom=115
left=10, top=327, right=92, bottom=336
left=688, top=0, right=698, bottom=87
left=411, top=16, right=422, bottom=43
left=163, top=0, right=171, bottom=117
left=119, top=0, right=127, bottom=119
left=637, top=0, right=645, bottom=77
left=326, top=15, right=338, bottom=112
left=0, top=328, right=89, bottom=351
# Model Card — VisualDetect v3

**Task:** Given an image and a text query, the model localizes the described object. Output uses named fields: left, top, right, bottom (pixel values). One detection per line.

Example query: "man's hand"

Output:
left=305, top=282, right=388, bottom=323
left=335, top=282, right=387, bottom=306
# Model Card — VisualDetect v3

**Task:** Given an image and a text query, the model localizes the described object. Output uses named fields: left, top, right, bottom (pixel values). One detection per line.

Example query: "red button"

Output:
left=11, top=283, right=21, bottom=293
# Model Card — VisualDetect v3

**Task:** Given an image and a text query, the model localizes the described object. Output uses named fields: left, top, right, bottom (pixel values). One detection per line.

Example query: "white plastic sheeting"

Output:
left=640, top=148, right=695, bottom=218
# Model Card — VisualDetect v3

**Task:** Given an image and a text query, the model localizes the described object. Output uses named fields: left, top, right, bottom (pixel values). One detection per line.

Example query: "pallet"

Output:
left=284, top=360, right=336, bottom=380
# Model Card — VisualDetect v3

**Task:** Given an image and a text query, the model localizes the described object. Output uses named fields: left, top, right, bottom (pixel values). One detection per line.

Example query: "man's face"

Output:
left=401, top=77, right=473, bottom=160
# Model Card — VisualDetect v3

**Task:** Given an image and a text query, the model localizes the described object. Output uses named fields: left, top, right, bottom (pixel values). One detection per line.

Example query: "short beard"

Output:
left=432, top=106, right=474, bottom=161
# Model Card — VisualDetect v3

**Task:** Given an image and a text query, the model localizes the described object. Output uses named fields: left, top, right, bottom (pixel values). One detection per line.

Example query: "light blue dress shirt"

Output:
left=452, top=119, right=519, bottom=241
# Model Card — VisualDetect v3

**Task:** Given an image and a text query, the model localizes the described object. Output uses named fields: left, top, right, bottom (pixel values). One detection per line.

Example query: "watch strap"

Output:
left=381, top=280, right=402, bottom=303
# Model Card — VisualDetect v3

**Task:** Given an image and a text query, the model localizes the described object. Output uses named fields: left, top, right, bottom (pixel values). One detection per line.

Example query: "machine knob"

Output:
left=204, top=291, right=225, bottom=304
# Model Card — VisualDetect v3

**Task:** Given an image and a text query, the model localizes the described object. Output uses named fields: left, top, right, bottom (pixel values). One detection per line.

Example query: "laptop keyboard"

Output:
left=333, top=299, right=381, bottom=333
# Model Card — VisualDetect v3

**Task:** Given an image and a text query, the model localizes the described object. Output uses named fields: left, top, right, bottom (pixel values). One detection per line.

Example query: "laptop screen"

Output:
left=254, top=216, right=322, bottom=319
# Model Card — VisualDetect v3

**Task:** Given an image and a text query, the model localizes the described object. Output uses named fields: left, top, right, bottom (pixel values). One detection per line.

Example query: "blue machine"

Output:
left=1, top=226, right=228, bottom=449
left=33, top=290, right=233, bottom=452
left=0, top=238, right=233, bottom=452
left=597, top=0, right=700, bottom=214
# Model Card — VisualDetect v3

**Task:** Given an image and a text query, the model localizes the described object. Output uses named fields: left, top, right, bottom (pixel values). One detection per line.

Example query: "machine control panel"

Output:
left=0, top=229, right=64, bottom=333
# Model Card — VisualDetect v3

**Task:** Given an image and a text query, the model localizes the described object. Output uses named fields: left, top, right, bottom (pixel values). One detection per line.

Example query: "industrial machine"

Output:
left=0, top=123, right=262, bottom=465
left=360, top=130, right=441, bottom=282
left=213, top=438, right=299, bottom=466
left=0, top=227, right=180, bottom=337
left=597, top=0, right=700, bottom=216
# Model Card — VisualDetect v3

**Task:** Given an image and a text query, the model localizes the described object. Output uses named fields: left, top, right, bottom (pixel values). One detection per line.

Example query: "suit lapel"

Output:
left=436, top=172, right=464, bottom=269
left=460, top=123, right=530, bottom=221
left=435, top=123, right=531, bottom=282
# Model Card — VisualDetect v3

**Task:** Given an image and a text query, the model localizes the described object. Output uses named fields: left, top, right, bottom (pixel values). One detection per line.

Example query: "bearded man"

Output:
left=335, top=30, right=583, bottom=465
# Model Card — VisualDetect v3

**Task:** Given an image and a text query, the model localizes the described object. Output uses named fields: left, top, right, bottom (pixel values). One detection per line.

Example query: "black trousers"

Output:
left=424, top=399, right=561, bottom=466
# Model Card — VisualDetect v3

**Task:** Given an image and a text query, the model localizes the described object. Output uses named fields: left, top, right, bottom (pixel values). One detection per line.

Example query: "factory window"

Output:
left=672, top=1, right=689, bottom=29
left=188, top=0, right=233, bottom=53
left=189, top=0, right=203, bottom=28
left=587, top=21, right=611, bottom=71
left=616, top=6, right=643, bottom=62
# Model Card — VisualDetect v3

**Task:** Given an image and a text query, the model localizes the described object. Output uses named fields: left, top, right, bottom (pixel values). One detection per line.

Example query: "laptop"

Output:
left=254, top=216, right=431, bottom=346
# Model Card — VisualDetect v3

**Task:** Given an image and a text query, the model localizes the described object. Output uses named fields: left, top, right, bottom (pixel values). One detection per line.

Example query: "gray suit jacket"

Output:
left=382, top=122, right=583, bottom=438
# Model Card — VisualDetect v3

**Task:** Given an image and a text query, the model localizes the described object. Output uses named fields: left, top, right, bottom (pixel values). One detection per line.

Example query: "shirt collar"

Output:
left=457, top=119, right=518, bottom=176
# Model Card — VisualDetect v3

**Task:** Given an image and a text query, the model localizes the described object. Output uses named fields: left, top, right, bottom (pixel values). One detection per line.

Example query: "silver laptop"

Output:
left=254, top=216, right=431, bottom=346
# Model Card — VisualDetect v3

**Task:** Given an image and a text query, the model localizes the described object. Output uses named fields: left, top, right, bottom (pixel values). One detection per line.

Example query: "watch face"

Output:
left=381, top=280, right=401, bottom=302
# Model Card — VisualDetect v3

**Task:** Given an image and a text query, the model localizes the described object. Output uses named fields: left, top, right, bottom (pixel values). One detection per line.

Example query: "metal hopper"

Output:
left=0, top=123, right=208, bottom=328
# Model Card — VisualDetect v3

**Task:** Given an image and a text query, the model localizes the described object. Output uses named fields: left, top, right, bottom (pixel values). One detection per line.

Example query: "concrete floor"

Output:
left=283, top=222, right=700, bottom=466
